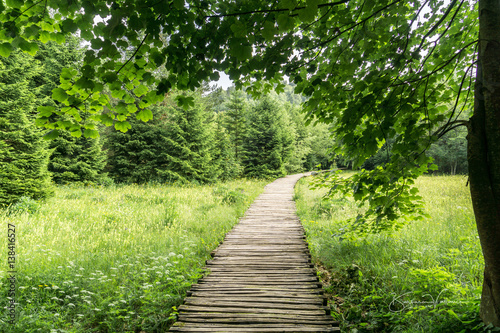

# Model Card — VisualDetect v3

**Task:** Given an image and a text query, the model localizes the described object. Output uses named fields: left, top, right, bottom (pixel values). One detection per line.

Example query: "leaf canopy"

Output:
left=0, top=0, right=478, bottom=234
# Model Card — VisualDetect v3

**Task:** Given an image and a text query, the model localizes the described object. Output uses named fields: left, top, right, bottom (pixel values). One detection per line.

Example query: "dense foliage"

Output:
left=243, top=95, right=295, bottom=178
left=35, top=39, right=108, bottom=184
left=0, top=50, right=52, bottom=207
left=3, top=0, right=499, bottom=326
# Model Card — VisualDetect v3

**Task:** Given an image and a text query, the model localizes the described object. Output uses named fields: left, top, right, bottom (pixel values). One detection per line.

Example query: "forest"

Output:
left=1, top=37, right=337, bottom=208
left=0, top=38, right=468, bottom=209
left=1, top=0, right=498, bottom=332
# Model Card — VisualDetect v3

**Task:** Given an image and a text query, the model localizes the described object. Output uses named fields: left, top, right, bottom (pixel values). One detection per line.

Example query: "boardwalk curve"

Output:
left=169, top=174, right=339, bottom=332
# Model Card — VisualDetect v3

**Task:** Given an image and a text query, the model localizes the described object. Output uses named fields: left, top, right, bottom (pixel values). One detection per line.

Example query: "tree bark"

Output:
left=468, top=0, right=500, bottom=326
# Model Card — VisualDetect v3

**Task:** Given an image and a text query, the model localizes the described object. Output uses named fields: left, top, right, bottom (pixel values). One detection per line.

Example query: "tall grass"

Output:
left=295, top=174, right=486, bottom=332
left=0, top=179, right=268, bottom=332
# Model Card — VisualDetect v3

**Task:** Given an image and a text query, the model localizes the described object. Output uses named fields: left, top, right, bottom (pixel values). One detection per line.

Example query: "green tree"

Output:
left=243, top=95, right=294, bottom=178
left=159, top=92, right=218, bottom=183
left=428, top=127, right=468, bottom=175
left=0, top=50, right=52, bottom=207
left=104, top=109, right=165, bottom=183
left=3, top=0, right=500, bottom=325
left=212, top=114, right=240, bottom=181
left=35, top=39, right=108, bottom=184
left=49, top=132, right=107, bottom=184
left=224, top=89, right=248, bottom=174
left=106, top=91, right=217, bottom=184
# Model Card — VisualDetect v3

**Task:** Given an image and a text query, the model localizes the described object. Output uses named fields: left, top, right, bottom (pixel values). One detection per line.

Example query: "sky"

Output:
left=213, top=71, right=233, bottom=89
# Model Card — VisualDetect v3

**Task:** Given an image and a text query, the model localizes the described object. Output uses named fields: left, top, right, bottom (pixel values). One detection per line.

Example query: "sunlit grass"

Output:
left=0, top=179, right=268, bottom=332
left=296, top=173, right=484, bottom=332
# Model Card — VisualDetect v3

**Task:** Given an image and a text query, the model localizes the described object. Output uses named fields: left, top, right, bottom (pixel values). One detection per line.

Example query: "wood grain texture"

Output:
left=169, top=174, right=340, bottom=332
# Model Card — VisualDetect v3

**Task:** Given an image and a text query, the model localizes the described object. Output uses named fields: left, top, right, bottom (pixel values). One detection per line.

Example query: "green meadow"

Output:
left=295, top=174, right=484, bottom=332
left=0, top=179, right=268, bottom=332
left=0, top=174, right=487, bottom=332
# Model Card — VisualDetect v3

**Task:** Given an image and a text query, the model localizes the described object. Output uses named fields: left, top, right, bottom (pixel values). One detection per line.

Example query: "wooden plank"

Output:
left=187, top=291, right=326, bottom=299
left=178, top=312, right=335, bottom=321
left=177, top=305, right=331, bottom=315
left=170, top=326, right=339, bottom=332
left=170, top=174, right=339, bottom=332
left=188, top=286, right=324, bottom=294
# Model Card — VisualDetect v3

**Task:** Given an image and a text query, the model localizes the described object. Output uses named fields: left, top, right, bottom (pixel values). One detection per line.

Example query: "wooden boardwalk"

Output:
left=169, top=174, right=339, bottom=332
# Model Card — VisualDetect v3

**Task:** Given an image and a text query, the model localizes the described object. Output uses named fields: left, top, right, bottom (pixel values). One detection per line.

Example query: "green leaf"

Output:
left=18, top=38, right=39, bottom=56
left=176, top=95, right=195, bottom=110
left=62, top=19, right=78, bottom=33
left=70, top=129, right=82, bottom=138
left=99, top=113, right=115, bottom=126
left=231, top=44, right=252, bottom=62
left=83, top=129, right=99, bottom=138
left=6, top=0, right=24, bottom=9
left=51, top=33, right=65, bottom=44
left=262, top=21, right=278, bottom=41
left=127, top=103, right=138, bottom=113
left=52, top=88, right=68, bottom=102
left=277, top=14, right=295, bottom=32
left=230, top=20, right=247, bottom=38
left=115, top=121, right=132, bottom=132
left=39, top=31, right=51, bottom=43
left=172, top=0, right=184, bottom=10
left=0, top=43, right=13, bottom=57
left=209, top=72, right=220, bottom=81
left=75, top=77, right=95, bottom=90
left=60, top=68, right=77, bottom=80
left=37, top=106, right=56, bottom=117
left=136, top=109, right=153, bottom=122
left=111, top=88, right=126, bottom=99
left=43, top=130, right=59, bottom=140
left=298, top=5, right=317, bottom=23
left=41, top=21, right=55, bottom=32
left=133, top=84, right=148, bottom=97
left=282, top=0, right=297, bottom=10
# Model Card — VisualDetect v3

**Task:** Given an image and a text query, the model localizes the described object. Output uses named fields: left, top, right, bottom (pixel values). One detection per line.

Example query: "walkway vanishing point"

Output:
left=169, top=174, right=340, bottom=332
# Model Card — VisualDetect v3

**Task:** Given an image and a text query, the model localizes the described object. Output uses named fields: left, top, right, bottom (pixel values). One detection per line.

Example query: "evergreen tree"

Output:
left=158, top=92, right=217, bottom=183
left=284, top=103, right=310, bottom=173
left=35, top=39, right=108, bottom=184
left=49, top=133, right=107, bottom=184
left=105, top=91, right=217, bottom=184
left=224, top=89, right=248, bottom=175
left=212, top=113, right=240, bottom=181
left=0, top=51, right=53, bottom=207
left=243, top=95, right=294, bottom=178
left=104, top=112, right=163, bottom=183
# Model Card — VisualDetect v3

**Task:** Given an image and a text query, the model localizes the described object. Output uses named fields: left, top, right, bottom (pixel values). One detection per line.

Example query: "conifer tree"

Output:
left=106, top=91, right=217, bottom=184
left=35, top=39, right=107, bottom=184
left=49, top=133, right=107, bottom=184
left=212, top=114, right=240, bottom=180
left=0, top=51, right=53, bottom=207
left=243, top=95, right=294, bottom=178
left=224, top=89, right=248, bottom=170
left=158, top=92, right=217, bottom=183
left=104, top=118, right=156, bottom=184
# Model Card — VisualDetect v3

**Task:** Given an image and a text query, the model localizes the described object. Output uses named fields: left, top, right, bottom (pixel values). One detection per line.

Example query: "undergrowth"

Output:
left=0, top=179, right=268, bottom=332
left=295, top=174, right=494, bottom=333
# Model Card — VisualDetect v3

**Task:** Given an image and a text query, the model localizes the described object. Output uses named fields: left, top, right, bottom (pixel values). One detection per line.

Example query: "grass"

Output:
left=295, top=173, right=488, bottom=332
left=0, top=179, right=268, bottom=332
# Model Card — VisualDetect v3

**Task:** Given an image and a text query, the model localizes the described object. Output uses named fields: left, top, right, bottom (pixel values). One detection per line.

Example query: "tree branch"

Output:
left=204, top=0, right=350, bottom=19
left=305, top=0, right=401, bottom=52
left=397, top=39, right=478, bottom=85
left=7, top=0, right=45, bottom=24
left=434, top=120, right=469, bottom=139
left=414, top=0, right=460, bottom=52
left=116, top=33, right=149, bottom=75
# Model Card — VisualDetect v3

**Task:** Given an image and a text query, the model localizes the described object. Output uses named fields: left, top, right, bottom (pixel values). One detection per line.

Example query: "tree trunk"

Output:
left=468, top=0, right=500, bottom=326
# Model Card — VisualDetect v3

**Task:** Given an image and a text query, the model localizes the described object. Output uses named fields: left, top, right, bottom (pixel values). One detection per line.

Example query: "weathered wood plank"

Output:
left=170, top=174, right=339, bottom=332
